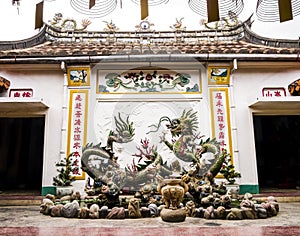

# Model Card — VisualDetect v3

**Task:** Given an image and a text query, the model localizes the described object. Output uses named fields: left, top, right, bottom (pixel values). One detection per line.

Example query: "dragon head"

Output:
left=147, top=109, right=198, bottom=137
left=166, top=118, right=182, bottom=137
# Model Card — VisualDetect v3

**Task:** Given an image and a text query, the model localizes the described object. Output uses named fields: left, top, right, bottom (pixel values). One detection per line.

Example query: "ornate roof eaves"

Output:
left=0, top=25, right=47, bottom=50
left=243, top=15, right=300, bottom=48
left=1, top=53, right=300, bottom=65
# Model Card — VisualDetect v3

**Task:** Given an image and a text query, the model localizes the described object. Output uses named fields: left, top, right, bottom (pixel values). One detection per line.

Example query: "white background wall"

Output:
left=1, top=1, right=300, bottom=40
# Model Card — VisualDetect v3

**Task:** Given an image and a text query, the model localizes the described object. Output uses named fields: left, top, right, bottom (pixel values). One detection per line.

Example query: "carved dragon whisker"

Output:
left=146, top=116, right=172, bottom=134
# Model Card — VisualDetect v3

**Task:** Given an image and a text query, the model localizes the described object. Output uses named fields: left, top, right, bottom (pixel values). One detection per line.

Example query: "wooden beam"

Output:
left=278, top=0, right=293, bottom=22
left=35, top=1, right=44, bottom=29
left=207, top=0, right=220, bottom=23
left=141, top=0, right=148, bottom=20
left=89, top=0, right=96, bottom=9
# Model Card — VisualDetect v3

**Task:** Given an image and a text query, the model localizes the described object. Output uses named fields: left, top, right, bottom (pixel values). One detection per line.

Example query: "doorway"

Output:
left=0, top=117, right=45, bottom=194
left=253, top=115, right=300, bottom=190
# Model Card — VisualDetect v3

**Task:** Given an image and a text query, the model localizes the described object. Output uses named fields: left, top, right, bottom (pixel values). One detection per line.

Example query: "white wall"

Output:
left=0, top=66, right=64, bottom=187
left=232, top=65, right=300, bottom=186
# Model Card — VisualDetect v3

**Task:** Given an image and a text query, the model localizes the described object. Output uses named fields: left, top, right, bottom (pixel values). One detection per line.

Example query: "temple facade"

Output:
left=1, top=16, right=300, bottom=195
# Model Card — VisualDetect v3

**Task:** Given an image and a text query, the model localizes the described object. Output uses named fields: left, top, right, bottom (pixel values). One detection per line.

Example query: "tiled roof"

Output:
left=0, top=19, right=300, bottom=64
left=1, top=40, right=299, bottom=57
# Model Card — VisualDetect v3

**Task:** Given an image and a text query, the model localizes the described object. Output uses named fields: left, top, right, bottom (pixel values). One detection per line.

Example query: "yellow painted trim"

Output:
left=67, top=89, right=89, bottom=180
left=199, top=71, right=202, bottom=94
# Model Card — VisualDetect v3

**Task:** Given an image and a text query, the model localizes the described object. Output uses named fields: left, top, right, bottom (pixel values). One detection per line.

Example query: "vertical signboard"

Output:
left=67, top=90, right=88, bottom=179
left=210, top=87, right=233, bottom=155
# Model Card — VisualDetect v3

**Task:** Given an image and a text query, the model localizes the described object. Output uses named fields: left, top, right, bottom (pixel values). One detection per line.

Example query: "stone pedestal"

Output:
left=160, top=207, right=186, bottom=222
left=56, top=186, right=74, bottom=197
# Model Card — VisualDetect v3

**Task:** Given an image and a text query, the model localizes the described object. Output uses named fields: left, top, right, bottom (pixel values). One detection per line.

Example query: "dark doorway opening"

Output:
left=0, top=117, right=45, bottom=194
left=253, top=115, right=300, bottom=190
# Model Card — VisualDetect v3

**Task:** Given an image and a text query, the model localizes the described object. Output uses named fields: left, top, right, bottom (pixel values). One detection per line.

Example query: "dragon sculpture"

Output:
left=147, top=109, right=225, bottom=181
left=81, top=109, right=227, bottom=193
left=81, top=113, right=171, bottom=192
left=202, top=11, right=239, bottom=30
left=49, top=13, right=91, bottom=31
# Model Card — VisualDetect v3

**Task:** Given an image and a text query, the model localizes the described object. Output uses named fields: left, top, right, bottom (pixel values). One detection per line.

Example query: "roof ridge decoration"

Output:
left=103, top=20, right=119, bottom=32
left=45, top=22, right=244, bottom=44
left=170, top=18, right=186, bottom=32
left=203, top=11, right=239, bottom=30
left=44, top=14, right=244, bottom=44
left=135, top=20, right=155, bottom=32
left=1, top=14, right=300, bottom=61
left=49, top=13, right=91, bottom=31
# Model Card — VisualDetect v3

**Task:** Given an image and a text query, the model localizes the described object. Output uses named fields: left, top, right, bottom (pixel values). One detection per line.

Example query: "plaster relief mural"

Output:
left=97, top=69, right=201, bottom=93
left=81, top=100, right=223, bottom=193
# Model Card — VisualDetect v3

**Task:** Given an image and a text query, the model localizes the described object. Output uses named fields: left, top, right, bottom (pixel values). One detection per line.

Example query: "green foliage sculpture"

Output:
left=53, top=153, right=76, bottom=187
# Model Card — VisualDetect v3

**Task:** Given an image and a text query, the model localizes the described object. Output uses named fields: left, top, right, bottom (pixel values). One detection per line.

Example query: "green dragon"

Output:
left=81, top=113, right=172, bottom=191
left=147, top=109, right=225, bottom=179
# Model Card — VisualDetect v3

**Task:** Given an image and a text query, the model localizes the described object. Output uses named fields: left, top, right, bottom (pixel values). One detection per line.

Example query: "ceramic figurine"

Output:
left=128, top=198, right=142, bottom=218
left=89, top=204, right=100, bottom=219
left=157, top=179, right=188, bottom=222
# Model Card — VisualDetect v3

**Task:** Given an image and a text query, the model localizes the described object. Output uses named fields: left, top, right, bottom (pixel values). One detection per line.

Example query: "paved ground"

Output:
left=0, top=202, right=300, bottom=236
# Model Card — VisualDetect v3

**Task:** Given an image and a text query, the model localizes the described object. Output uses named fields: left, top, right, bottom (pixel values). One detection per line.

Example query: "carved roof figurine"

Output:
left=170, top=17, right=186, bottom=31
left=135, top=19, right=155, bottom=32
left=203, top=11, right=240, bottom=30
left=103, top=20, right=119, bottom=32
left=48, top=13, right=91, bottom=31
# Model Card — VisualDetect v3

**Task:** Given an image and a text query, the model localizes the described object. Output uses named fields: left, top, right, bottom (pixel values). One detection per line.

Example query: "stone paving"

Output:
left=1, top=203, right=300, bottom=236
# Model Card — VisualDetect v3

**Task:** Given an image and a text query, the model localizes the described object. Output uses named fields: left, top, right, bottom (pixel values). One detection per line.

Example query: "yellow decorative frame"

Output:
left=67, top=67, right=90, bottom=87
left=209, top=87, right=234, bottom=176
left=66, top=89, right=89, bottom=180
left=208, top=66, right=230, bottom=85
